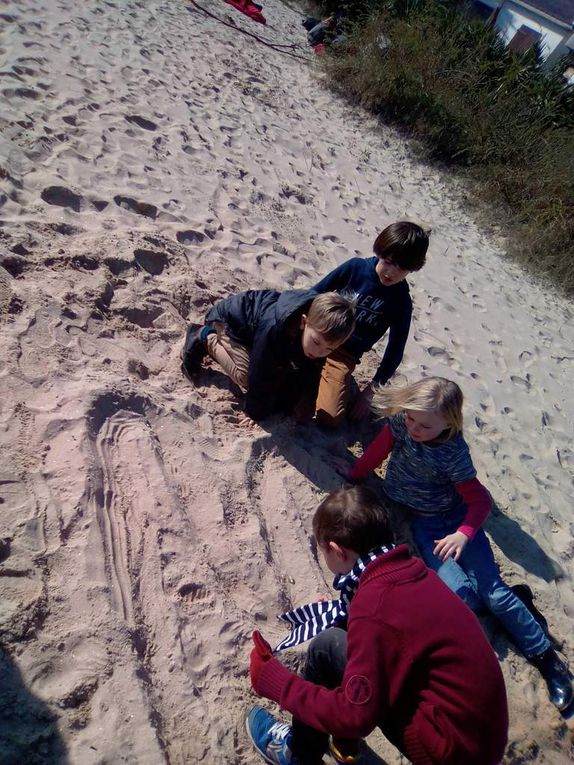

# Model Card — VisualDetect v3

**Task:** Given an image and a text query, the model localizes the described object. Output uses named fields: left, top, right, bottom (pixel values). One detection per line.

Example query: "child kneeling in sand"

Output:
left=181, top=290, right=355, bottom=423
left=312, top=221, right=429, bottom=428
left=338, top=377, right=572, bottom=712
left=246, top=486, right=509, bottom=765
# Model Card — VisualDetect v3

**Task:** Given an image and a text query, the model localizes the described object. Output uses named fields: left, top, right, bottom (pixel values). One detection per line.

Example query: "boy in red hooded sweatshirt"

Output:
left=247, top=486, right=508, bottom=765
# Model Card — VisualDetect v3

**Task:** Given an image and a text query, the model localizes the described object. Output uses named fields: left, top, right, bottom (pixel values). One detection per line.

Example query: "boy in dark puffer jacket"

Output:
left=182, top=290, right=355, bottom=423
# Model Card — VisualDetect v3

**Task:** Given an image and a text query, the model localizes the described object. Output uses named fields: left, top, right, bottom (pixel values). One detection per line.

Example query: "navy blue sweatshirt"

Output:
left=314, top=257, right=412, bottom=385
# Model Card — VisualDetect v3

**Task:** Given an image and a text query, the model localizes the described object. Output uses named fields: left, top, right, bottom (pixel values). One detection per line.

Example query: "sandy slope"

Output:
left=0, top=0, right=573, bottom=763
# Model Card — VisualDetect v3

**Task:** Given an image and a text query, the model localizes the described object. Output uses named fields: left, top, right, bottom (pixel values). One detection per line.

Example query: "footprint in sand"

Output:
left=133, top=248, right=168, bottom=276
left=113, top=195, right=157, bottom=218
left=177, top=582, right=208, bottom=602
left=124, top=114, right=157, bottom=131
left=176, top=229, right=205, bottom=245
left=430, top=295, right=457, bottom=313
left=471, top=294, right=487, bottom=313
left=427, top=346, right=455, bottom=364
left=510, top=374, right=531, bottom=391
left=41, top=185, right=83, bottom=212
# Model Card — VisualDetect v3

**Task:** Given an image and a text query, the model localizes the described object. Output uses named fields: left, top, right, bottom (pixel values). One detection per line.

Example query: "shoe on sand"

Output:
left=530, top=647, right=573, bottom=710
left=181, top=323, right=210, bottom=378
left=245, top=705, right=295, bottom=765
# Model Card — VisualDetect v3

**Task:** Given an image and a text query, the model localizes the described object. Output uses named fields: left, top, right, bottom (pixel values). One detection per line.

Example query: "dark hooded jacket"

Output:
left=207, top=289, right=322, bottom=421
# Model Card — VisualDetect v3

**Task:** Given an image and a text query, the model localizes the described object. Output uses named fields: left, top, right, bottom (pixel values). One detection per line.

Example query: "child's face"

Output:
left=405, top=409, right=448, bottom=442
left=375, top=257, right=410, bottom=287
left=300, top=317, right=338, bottom=359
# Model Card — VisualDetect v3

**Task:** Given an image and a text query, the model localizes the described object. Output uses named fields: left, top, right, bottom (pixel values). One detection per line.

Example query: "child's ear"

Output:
left=300, top=314, right=308, bottom=331
left=328, top=541, right=346, bottom=560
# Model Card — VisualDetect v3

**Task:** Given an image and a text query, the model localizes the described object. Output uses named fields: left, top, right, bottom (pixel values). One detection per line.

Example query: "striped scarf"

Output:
left=273, top=545, right=393, bottom=653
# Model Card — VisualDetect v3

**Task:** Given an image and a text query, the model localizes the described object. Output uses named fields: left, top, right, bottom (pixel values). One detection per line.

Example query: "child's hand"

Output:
left=220, top=405, right=259, bottom=430
left=237, top=413, right=259, bottom=429
left=349, top=384, right=374, bottom=420
left=433, top=532, right=469, bottom=562
left=250, top=630, right=274, bottom=693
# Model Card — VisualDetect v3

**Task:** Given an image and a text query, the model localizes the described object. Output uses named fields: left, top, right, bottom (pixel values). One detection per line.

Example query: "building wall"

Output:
left=495, top=3, right=570, bottom=59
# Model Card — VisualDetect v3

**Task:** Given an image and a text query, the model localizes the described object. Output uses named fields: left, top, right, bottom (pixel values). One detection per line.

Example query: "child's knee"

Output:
left=307, top=628, right=348, bottom=677
left=236, top=369, right=249, bottom=390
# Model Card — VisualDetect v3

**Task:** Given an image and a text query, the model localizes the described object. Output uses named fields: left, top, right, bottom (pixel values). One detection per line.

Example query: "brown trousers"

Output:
left=206, top=323, right=251, bottom=391
left=314, top=348, right=356, bottom=429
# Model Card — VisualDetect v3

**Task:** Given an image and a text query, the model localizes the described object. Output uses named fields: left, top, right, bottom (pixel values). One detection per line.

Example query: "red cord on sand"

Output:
left=222, top=0, right=266, bottom=24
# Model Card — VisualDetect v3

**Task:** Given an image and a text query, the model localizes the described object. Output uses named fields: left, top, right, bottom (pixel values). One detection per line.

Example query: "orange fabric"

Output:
left=315, top=349, right=356, bottom=428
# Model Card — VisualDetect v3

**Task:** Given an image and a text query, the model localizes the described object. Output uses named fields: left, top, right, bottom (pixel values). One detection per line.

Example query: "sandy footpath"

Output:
left=0, top=0, right=573, bottom=763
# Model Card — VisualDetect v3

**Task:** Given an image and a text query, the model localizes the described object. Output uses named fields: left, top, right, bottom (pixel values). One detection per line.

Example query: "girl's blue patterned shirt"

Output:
left=383, top=413, right=477, bottom=514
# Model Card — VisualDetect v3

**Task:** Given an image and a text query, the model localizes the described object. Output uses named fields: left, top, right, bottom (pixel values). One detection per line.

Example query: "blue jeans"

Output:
left=411, top=510, right=549, bottom=658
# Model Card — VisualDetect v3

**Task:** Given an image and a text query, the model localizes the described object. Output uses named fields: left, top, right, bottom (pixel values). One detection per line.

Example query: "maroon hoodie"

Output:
left=255, top=546, right=508, bottom=765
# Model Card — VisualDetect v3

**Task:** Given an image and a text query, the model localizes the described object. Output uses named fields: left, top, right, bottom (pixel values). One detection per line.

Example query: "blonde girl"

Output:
left=339, top=377, right=572, bottom=711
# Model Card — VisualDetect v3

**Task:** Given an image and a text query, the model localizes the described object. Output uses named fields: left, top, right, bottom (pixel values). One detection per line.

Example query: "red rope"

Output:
left=187, top=0, right=312, bottom=64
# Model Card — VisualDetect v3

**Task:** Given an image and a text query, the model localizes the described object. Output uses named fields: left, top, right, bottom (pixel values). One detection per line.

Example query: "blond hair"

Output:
left=374, top=377, right=463, bottom=441
left=306, top=292, right=355, bottom=345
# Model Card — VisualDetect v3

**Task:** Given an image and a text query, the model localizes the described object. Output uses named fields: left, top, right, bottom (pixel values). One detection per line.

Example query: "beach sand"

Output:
left=0, top=0, right=573, bottom=762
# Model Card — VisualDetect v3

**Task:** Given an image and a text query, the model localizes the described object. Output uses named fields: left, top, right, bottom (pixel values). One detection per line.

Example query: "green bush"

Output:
left=321, top=0, right=574, bottom=292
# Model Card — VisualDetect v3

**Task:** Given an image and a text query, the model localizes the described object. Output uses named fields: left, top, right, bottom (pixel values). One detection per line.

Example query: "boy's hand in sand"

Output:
left=349, top=384, right=374, bottom=420
left=250, top=630, right=273, bottom=693
left=220, top=406, right=259, bottom=429
left=237, top=413, right=258, bottom=429
left=433, top=532, right=469, bottom=562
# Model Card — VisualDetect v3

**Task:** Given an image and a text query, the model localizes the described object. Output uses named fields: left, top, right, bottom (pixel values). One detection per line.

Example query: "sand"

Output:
left=0, top=0, right=573, bottom=763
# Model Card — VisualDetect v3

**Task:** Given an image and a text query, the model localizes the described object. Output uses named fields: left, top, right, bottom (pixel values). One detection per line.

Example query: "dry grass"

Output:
left=319, top=0, right=574, bottom=292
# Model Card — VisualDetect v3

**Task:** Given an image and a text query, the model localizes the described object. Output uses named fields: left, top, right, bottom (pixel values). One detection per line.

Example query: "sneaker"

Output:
left=245, top=705, right=294, bottom=765
left=180, top=323, right=209, bottom=378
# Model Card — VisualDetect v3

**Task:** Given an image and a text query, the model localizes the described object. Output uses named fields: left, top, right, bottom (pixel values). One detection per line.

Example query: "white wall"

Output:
left=495, top=2, right=570, bottom=59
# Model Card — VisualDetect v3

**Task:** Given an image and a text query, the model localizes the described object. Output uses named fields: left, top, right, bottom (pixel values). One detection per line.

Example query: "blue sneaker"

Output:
left=245, top=705, right=294, bottom=764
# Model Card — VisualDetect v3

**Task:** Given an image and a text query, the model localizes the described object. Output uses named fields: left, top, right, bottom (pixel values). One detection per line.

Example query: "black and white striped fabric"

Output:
left=273, top=545, right=393, bottom=653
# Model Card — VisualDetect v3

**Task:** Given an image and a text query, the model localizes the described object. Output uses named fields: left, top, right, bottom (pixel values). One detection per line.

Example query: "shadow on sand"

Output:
left=261, top=415, right=565, bottom=585
left=0, top=646, right=68, bottom=764
left=485, top=504, right=564, bottom=583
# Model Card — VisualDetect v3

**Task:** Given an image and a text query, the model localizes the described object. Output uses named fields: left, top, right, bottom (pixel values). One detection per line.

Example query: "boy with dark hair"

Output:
left=313, top=221, right=429, bottom=428
left=181, top=290, right=355, bottom=422
left=246, top=486, right=508, bottom=765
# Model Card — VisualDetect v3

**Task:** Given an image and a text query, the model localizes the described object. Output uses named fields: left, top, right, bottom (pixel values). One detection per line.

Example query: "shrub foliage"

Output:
left=321, top=0, right=574, bottom=291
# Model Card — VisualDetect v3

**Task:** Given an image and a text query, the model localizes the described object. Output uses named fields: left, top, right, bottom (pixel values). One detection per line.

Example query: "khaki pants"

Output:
left=315, top=348, right=356, bottom=429
left=205, top=323, right=250, bottom=391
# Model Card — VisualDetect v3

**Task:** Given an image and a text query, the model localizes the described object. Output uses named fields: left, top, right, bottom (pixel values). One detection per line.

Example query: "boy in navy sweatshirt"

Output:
left=246, top=486, right=508, bottom=765
left=313, top=222, right=429, bottom=428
